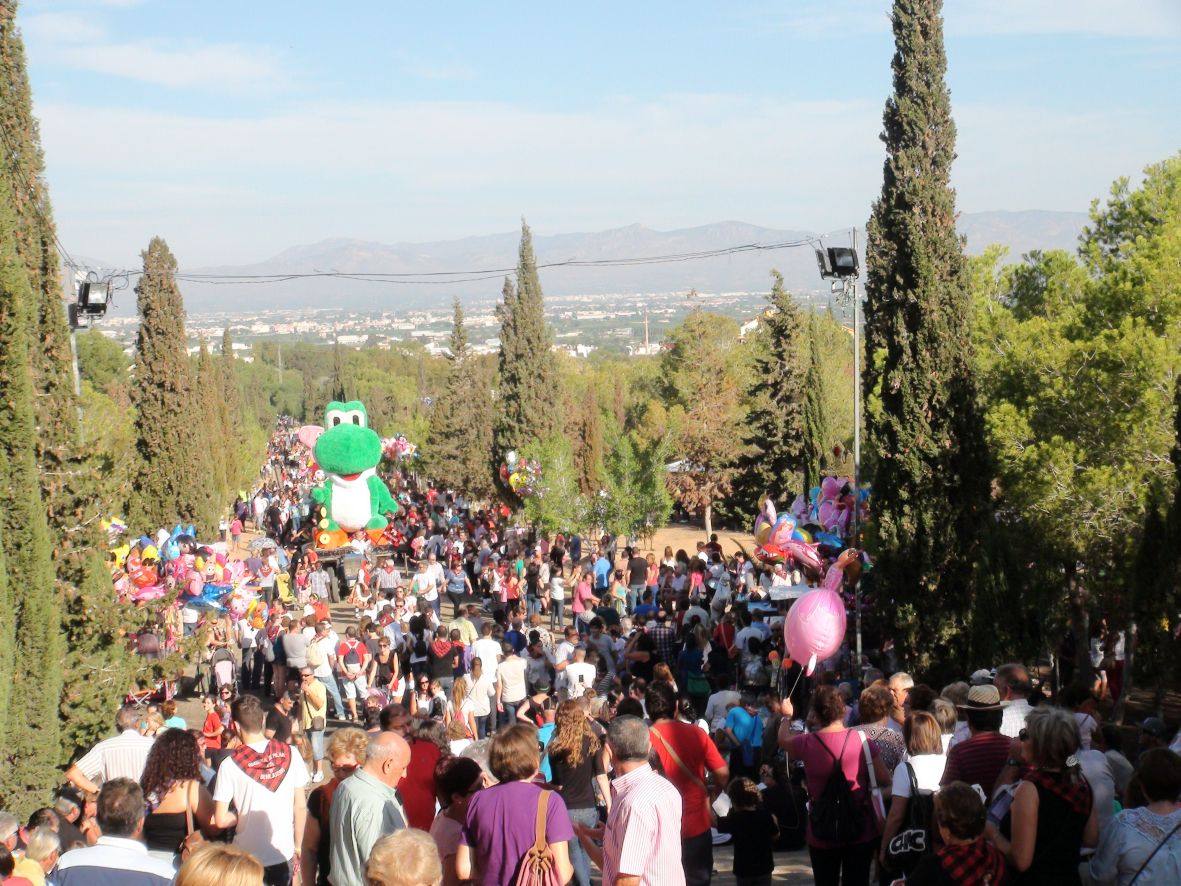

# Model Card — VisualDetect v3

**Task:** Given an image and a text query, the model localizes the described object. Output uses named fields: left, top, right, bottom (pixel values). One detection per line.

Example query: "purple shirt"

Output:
left=461, top=781, right=575, bottom=885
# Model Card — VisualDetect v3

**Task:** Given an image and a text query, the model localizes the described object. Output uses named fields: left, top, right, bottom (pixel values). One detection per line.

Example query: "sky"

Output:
left=18, top=0, right=1181, bottom=268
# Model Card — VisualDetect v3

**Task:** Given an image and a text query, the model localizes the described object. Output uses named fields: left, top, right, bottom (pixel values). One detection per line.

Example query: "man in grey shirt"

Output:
left=281, top=620, right=309, bottom=672
left=329, top=731, right=410, bottom=886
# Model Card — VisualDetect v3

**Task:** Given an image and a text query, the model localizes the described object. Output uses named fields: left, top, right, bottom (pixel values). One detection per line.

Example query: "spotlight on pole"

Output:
left=818, top=246, right=859, bottom=280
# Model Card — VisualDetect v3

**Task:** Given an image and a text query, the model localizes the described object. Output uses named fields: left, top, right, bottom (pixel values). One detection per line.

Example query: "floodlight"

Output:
left=826, top=247, right=859, bottom=279
left=815, top=248, right=832, bottom=279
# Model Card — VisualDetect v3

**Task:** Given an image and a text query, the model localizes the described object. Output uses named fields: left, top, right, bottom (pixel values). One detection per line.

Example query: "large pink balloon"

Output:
left=821, top=476, right=842, bottom=500
left=784, top=588, right=847, bottom=669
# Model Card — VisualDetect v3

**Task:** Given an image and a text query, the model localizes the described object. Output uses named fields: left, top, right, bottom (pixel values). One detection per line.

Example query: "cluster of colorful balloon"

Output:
left=381, top=434, right=418, bottom=462
left=788, top=476, right=870, bottom=543
left=751, top=498, right=824, bottom=573
left=499, top=451, right=543, bottom=497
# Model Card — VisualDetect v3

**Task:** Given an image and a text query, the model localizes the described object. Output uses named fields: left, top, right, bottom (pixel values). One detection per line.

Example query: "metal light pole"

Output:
left=818, top=232, right=863, bottom=670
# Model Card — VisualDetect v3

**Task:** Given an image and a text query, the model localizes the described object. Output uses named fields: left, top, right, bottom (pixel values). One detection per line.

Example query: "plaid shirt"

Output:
left=936, top=837, right=1007, bottom=885
left=647, top=622, right=677, bottom=665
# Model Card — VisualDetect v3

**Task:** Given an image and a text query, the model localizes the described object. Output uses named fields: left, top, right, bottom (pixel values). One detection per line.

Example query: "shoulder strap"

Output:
left=1130, top=819, right=1181, bottom=884
left=534, top=790, right=551, bottom=851
left=650, top=726, right=707, bottom=792
left=185, top=780, right=196, bottom=836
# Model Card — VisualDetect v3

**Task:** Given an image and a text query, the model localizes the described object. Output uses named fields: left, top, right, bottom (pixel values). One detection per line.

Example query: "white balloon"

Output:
left=505, top=450, right=518, bottom=466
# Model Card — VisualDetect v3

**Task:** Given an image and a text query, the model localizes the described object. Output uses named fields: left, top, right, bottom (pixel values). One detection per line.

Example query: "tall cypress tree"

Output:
left=0, top=190, right=61, bottom=809
left=196, top=339, right=227, bottom=505
left=575, top=385, right=604, bottom=495
left=331, top=333, right=347, bottom=402
left=736, top=270, right=806, bottom=508
left=131, top=238, right=216, bottom=533
left=801, top=313, right=830, bottom=495
left=219, top=328, right=243, bottom=495
left=495, top=221, right=560, bottom=458
left=424, top=299, right=495, bottom=498
left=863, top=0, right=993, bottom=670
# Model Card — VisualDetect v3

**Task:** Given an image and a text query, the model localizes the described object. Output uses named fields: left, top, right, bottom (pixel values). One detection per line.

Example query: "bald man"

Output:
left=328, top=731, right=411, bottom=886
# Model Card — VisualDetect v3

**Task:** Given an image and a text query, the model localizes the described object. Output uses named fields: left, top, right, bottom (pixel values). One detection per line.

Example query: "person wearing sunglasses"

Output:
left=300, top=727, right=367, bottom=886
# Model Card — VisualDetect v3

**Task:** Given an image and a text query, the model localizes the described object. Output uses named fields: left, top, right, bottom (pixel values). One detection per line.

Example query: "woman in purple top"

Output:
left=456, top=724, right=575, bottom=885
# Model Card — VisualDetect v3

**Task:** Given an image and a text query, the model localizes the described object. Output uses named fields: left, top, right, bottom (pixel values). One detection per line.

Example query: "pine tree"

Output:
left=0, top=190, right=62, bottom=810
left=196, top=339, right=228, bottom=504
left=575, top=385, right=604, bottom=495
left=131, top=238, right=217, bottom=533
left=219, top=328, right=243, bottom=494
left=737, top=270, right=806, bottom=508
left=802, top=313, right=830, bottom=495
left=424, top=299, right=495, bottom=499
left=494, top=221, right=560, bottom=459
left=863, top=0, right=993, bottom=671
left=331, top=333, right=347, bottom=402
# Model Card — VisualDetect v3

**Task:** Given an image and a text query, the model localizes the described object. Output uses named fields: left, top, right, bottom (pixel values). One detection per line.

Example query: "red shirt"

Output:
left=941, top=731, right=1012, bottom=798
left=649, top=720, right=727, bottom=838
left=202, top=711, right=223, bottom=749
left=398, top=739, right=442, bottom=831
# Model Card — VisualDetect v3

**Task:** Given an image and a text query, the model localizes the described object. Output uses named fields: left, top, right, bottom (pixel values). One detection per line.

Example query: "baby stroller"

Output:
left=209, top=647, right=238, bottom=695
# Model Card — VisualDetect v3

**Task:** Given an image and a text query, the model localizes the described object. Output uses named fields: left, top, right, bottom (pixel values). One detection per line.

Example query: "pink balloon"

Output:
left=784, top=539, right=824, bottom=574
left=821, top=476, right=842, bottom=500
left=817, top=500, right=837, bottom=529
left=784, top=588, right=847, bottom=668
left=298, top=425, right=324, bottom=450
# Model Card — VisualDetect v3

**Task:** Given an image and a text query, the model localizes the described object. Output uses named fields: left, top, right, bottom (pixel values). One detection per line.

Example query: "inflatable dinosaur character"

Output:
left=299, top=401, right=399, bottom=547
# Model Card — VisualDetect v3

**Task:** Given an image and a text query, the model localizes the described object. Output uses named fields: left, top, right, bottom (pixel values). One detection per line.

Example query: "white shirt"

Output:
left=213, top=740, right=310, bottom=866
left=497, top=655, right=529, bottom=704
left=74, top=729, right=155, bottom=785
left=704, top=690, right=740, bottom=731
left=313, top=633, right=338, bottom=679
left=411, top=571, right=437, bottom=602
left=463, top=673, right=496, bottom=717
left=565, top=662, right=597, bottom=698
left=472, top=637, right=502, bottom=676
left=892, top=753, right=946, bottom=797
left=550, top=576, right=566, bottom=600
left=1000, top=698, right=1033, bottom=739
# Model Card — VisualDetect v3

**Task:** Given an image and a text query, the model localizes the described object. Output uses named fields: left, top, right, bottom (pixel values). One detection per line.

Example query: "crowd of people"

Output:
left=3, top=419, right=1180, bottom=886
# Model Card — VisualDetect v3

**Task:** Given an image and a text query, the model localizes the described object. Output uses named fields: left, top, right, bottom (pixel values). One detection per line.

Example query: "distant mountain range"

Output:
left=101, top=210, right=1089, bottom=316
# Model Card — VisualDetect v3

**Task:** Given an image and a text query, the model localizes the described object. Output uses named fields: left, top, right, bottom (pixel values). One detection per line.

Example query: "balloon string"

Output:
left=785, top=663, right=808, bottom=699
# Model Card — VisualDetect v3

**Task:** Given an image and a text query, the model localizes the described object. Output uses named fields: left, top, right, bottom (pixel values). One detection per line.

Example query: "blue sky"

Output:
left=19, top=0, right=1181, bottom=267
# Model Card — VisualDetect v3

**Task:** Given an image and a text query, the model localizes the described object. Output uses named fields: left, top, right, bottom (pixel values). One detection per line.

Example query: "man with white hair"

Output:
left=887, top=671, right=914, bottom=729
left=65, top=705, right=155, bottom=793
left=15, top=826, right=60, bottom=885
left=330, top=730, right=410, bottom=886
left=575, top=715, right=685, bottom=886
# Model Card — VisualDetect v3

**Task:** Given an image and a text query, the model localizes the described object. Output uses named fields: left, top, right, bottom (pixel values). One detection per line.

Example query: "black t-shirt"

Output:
left=549, top=735, right=603, bottom=811
left=716, top=808, right=777, bottom=877
left=629, top=631, right=657, bottom=681
left=627, top=556, right=648, bottom=586
left=428, top=644, right=460, bottom=679
left=525, top=561, right=541, bottom=595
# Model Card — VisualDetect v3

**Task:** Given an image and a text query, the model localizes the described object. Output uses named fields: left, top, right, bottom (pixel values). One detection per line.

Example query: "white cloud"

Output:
left=32, top=92, right=1179, bottom=267
left=745, top=0, right=1181, bottom=39
left=20, top=6, right=286, bottom=93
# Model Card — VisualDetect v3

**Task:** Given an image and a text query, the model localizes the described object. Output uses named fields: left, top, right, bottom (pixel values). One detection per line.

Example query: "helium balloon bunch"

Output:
left=382, top=434, right=418, bottom=462
left=751, top=498, right=824, bottom=574
left=499, top=450, right=543, bottom=498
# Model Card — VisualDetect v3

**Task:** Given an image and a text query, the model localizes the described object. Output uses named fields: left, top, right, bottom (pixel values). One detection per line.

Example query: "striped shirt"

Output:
left=56, top=835, right=175, bottom=886
left=602, top=764, right=686, bottom=886
left=73, top=730, right=155, bottom=785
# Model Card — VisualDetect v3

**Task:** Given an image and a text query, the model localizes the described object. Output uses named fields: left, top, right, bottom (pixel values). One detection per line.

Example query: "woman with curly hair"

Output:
left=546, top=700, right=609, bottom=886
left=854, top=684, right=906, bottom=773
left=140, top=729, right=220, bottom=865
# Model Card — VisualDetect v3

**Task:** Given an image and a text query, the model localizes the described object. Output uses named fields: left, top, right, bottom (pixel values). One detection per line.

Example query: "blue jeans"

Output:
left=550, top=599, right=565, bottom=630
left=628, top=583, right=645, bottom=614
left=309, top=728, right=325, bottom=763
left=567, top=807, right=599, bottom=886
left=475, top=714, right=490, bottom=739
left=317, top=674, right=345, bottom=719
left=499, top=700, right=521, bottom=730
left=527, top=595, right=542, bottom=618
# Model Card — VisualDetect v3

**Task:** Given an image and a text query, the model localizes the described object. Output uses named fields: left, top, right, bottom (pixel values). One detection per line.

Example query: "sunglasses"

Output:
left=331, top=762, right=358, bottom=776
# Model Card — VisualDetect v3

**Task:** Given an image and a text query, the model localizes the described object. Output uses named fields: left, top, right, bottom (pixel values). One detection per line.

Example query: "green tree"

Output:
left=423, top=299, right=495, bottom=499
left=599, top=433, right=673, bottom=542
left=862, top=0, right=993, bottom=671
left=736, top=270, right=806, bottom=512
left=219, top=328, right=247, bottom=494
left=131, top=238, right=218, bottom=533
left=196, top=339, right=227, bottom=504
left=495, top=221, right=560, bottom=461
left=0, top=191, right=61, bottom=809
left=575, top=385, right=604, bottom=495
left=801, top=313, right=831, bottom=495
left=662, top=309, right=750, bottom=534
left=331, top=333, right=348, bottom=402
left=522, top=436, right=586, bottom=536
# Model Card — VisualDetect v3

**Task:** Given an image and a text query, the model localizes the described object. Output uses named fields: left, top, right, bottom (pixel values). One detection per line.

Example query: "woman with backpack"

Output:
left=879, top=711, right=946, bottom=879
left=779, top=685, right=892, bottom=886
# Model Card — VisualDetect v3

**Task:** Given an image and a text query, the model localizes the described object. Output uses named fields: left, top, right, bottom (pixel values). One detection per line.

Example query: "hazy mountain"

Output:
left=100, top=211, right=1089, bottom=316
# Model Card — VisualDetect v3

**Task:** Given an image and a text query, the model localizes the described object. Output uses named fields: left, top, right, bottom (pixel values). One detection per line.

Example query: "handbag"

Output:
left=516, top=790, right=561, bottom=886
left=650, top=727, right=716, bottom=826
left=857, top=730, right=887, bottom=832
left=180, top=783, right=205, bottom=860
left=883, top=762, right=933, bottom=874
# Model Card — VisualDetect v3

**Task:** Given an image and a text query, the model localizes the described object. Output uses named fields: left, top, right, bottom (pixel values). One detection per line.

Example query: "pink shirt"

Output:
left=602, top=764, right=686, bottom=886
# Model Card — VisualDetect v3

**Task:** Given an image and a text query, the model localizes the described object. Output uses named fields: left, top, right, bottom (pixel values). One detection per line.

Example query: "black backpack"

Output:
left=883, top=762, right=934, bottom=874
left=808, top=732, right=866, bottom=844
